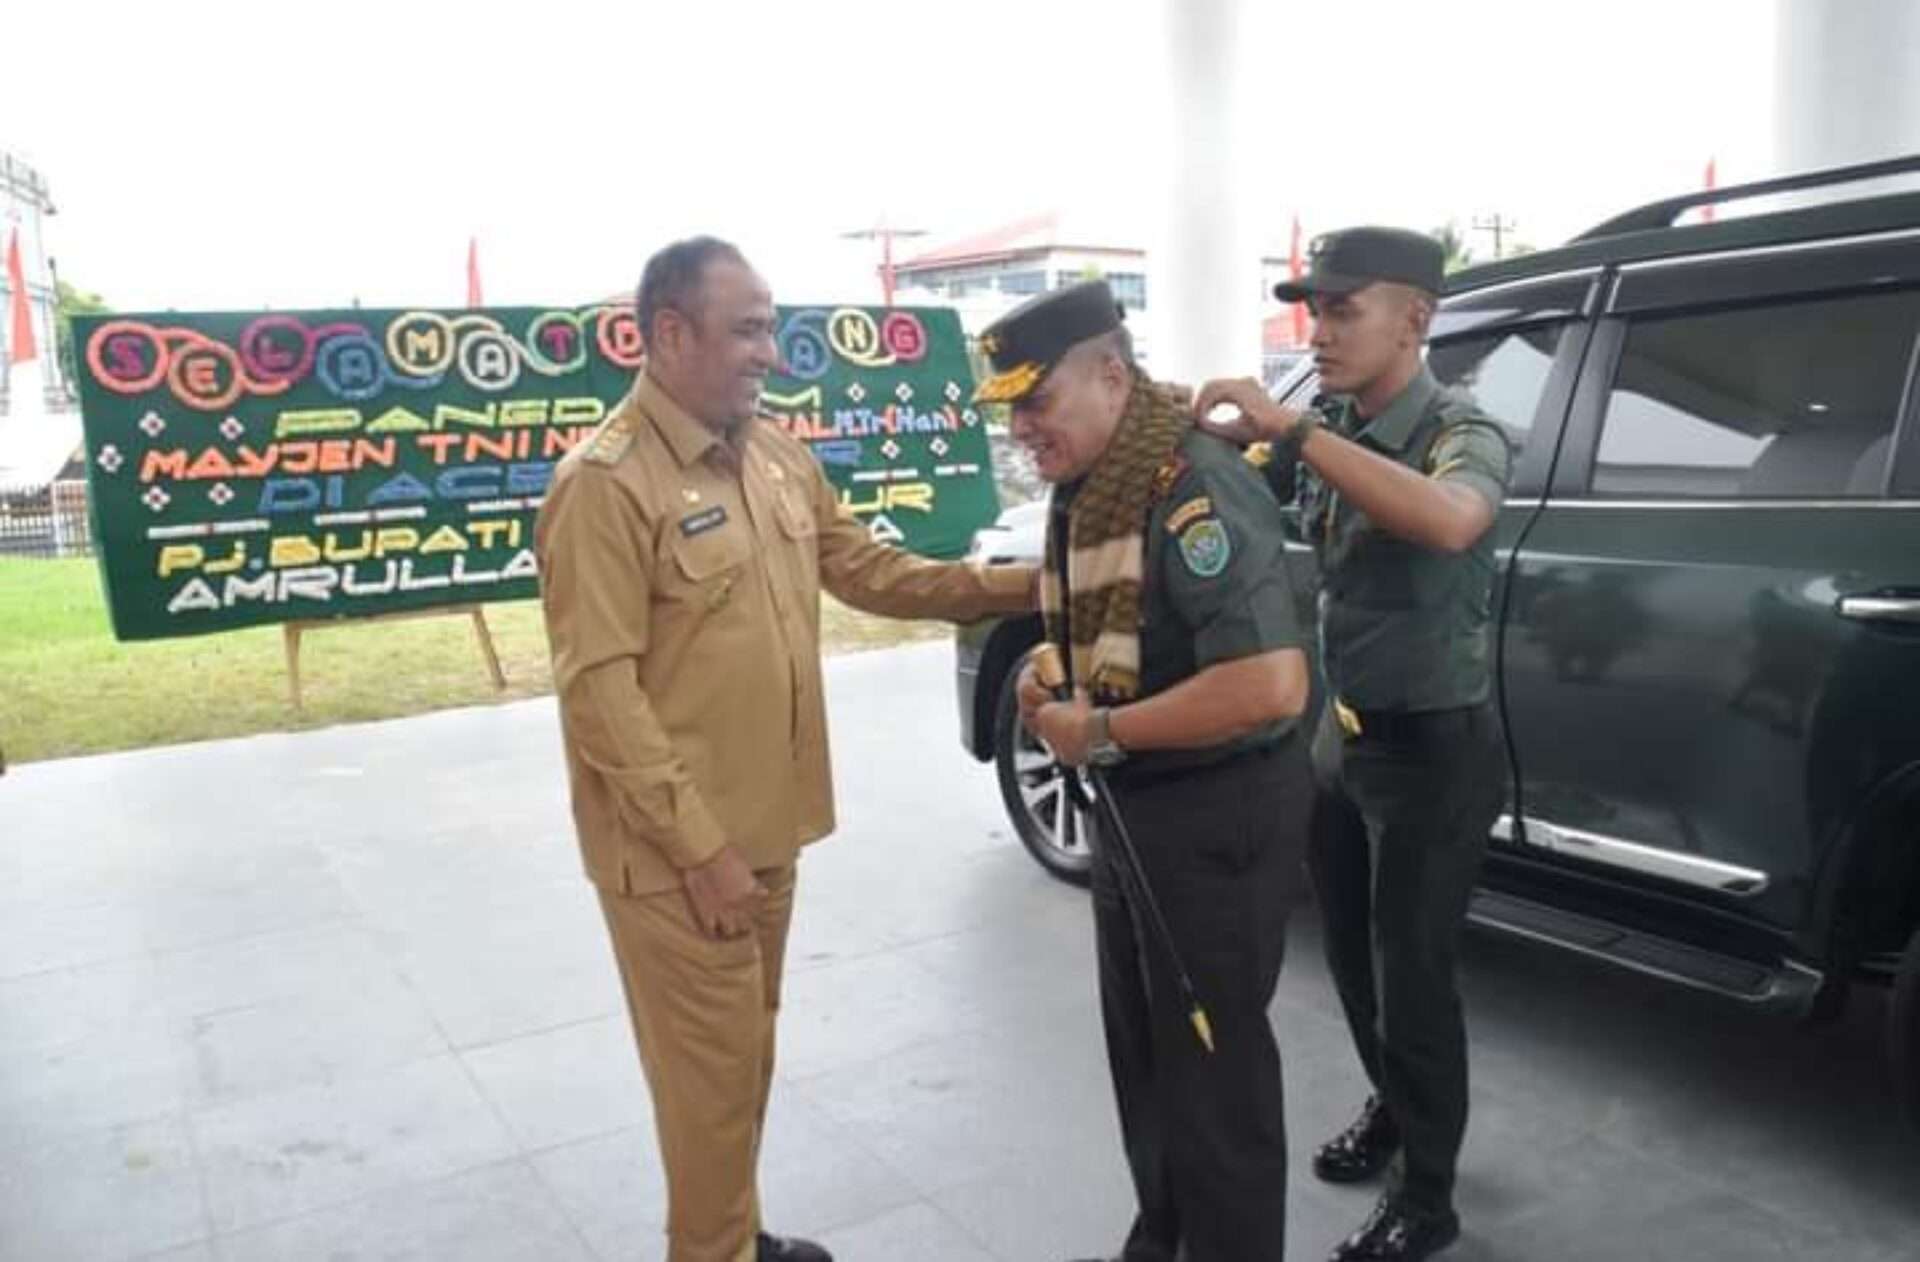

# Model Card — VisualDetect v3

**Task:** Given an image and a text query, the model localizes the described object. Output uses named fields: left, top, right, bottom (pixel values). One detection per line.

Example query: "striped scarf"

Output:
left=1039, top=370, right=1192, bottom=702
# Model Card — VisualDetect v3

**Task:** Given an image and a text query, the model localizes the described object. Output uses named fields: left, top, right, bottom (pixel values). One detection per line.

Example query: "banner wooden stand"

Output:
left=282, top=604, right=506, bottom=710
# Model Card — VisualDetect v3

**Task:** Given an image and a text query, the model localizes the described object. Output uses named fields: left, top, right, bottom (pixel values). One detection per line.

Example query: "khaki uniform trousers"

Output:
left=598, top=863, right=798, bottom=1262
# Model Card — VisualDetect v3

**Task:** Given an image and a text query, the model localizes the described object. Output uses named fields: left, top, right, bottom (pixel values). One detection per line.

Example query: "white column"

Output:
left=1149, top=0, right=1265, bottom=387
left=1775, top=0, right=1920, bottom=173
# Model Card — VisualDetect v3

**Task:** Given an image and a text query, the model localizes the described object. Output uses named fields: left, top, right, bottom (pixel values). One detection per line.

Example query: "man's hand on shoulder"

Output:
left=1193, top=377, right=1305, bottom=446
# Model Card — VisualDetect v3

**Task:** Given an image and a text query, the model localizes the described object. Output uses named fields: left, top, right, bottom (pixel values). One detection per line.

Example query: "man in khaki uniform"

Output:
left=536, top=236, right=1034, bottom=1262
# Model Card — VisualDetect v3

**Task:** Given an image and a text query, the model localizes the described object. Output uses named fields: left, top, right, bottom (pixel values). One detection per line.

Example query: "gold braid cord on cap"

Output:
left=975, top=360, right=1045, bottom=403
left=1037, top=370, right=1192, bottom=702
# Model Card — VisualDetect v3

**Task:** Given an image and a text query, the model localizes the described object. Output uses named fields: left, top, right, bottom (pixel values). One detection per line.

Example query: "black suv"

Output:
left=954, top=155, right=1920, bottom=1121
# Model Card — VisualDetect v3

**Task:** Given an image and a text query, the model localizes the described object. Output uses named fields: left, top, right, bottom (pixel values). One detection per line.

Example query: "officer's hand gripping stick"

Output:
left=1030, top=644, right=1216, bottom=1055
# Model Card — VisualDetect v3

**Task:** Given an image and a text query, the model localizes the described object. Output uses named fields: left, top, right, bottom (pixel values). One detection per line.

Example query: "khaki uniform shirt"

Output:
left=1303, top=366, right=1513, bottom=712
left=537, top=374, right=1033, bottom=896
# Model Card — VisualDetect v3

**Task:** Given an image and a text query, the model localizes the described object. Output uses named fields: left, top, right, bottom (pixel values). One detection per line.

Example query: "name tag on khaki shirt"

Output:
left=680, top=505, right=729, bottom=538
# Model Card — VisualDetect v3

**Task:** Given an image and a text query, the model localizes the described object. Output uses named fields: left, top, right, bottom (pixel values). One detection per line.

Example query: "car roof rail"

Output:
left=1574, top=152, right=1920, bottom=242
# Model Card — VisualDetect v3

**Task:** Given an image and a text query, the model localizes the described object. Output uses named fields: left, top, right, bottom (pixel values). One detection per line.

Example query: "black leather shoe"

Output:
left=1314, top=1094, right=1402, bottom=1184
left=758, top=1232, right=832, bottom=1262
left=1327, top=1195, right=1460, bottom=1261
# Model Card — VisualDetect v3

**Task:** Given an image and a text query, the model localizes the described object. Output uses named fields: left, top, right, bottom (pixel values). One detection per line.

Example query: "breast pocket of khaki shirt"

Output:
left=662, top=522, right=753, bottom=619
left=774, top=489, right=819, bottom=596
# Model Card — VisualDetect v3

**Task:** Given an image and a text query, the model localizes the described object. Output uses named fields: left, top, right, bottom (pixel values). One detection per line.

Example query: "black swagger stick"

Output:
left=1031, top=643, right=1215, bottom=1054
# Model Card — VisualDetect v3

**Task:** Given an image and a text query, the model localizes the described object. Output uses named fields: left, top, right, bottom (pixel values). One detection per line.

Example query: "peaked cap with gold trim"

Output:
left=972, top=280, right=1126, bottom=405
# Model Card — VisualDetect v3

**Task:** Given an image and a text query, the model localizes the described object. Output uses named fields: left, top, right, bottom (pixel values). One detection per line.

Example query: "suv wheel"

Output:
left=991, top=664, right=1094, bottom=886
left=1891, top=924, right=1920, bottom=1127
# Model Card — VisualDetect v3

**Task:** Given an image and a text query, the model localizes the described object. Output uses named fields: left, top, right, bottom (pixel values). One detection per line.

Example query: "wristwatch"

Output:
left=1275, top=407, right=1322, bottom=460
left=1087, top=707, right=1128, bottom=767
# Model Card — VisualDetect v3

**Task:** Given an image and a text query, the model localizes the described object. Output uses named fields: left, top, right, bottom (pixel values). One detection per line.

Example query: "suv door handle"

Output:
left=1836, top=594, right=1920, bottom=623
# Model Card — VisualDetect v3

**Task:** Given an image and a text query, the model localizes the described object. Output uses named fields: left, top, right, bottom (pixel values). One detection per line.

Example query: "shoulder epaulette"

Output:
left=1149, top=453, right=1190, bottom=503
left=1434, top=384, right=1494, bottom=422
left=582, top=418, right=636, bottom=466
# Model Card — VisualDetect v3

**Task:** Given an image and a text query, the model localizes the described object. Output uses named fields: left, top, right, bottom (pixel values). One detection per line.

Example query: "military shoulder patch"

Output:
left=1426, top=420, right=1510, bottom=480
left=1177, top=516, right=1232, bottom=578
left=582, top=420, right=635, bottom=466
left=1426, top=424, right=1468, bottom=467
left=1164, top=495, right=1213, bottom=535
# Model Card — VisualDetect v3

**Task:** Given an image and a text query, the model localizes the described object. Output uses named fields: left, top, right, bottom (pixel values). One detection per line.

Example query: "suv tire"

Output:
left=991, top=664, right=1094, bottom=887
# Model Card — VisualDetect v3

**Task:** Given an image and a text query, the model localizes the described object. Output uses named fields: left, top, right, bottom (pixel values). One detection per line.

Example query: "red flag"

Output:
left=466, top=237, right=483, bottom=308
left=6, top=228, right=37, bottom=364
left=1288, top=216, right=1308, bottom=347
left=1702, top=159, right=1718, bottom=225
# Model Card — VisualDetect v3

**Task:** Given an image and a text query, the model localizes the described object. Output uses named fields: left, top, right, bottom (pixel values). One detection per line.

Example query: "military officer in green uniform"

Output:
left=1198, top=228, right=1513, bottom=1262
left=988, top=281, right=1316, bottom=1262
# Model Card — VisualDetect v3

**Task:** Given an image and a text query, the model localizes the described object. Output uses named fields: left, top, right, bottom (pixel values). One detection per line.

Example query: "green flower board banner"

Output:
left=74, top=304, right=999, bottom=641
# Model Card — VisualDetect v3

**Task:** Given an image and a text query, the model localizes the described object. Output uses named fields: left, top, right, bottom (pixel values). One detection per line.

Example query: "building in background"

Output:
left=891, top=211, right=1310, bottom=385
left=1, top=150, right=86, bottom=499
left=2, top=151, right=65, bottom=410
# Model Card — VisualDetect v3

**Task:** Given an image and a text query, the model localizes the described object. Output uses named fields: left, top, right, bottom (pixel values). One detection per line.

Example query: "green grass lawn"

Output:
left=0, top=557, right=943, bottom=765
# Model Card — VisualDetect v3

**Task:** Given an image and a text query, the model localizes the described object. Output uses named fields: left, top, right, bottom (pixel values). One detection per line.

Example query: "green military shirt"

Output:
left=1121, top=428, right=1309, bottom=782
left=1303, top=366, right=1512, bottom=713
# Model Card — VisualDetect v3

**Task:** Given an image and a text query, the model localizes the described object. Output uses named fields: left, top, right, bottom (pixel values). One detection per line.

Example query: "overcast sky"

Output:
left=3, top=0, right=1777, bottom=314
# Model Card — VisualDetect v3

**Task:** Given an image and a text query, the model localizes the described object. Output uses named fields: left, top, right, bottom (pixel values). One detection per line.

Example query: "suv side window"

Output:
left=1430, top=323, right=1570, bottom=497
left=1591, top=288, right=1920, bottom=499
left=1431, top=324, right=1564, bottom=448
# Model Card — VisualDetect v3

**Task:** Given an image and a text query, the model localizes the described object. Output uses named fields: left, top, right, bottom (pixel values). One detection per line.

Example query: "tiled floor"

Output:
left=3, top=642, right=1916, bottom=1261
